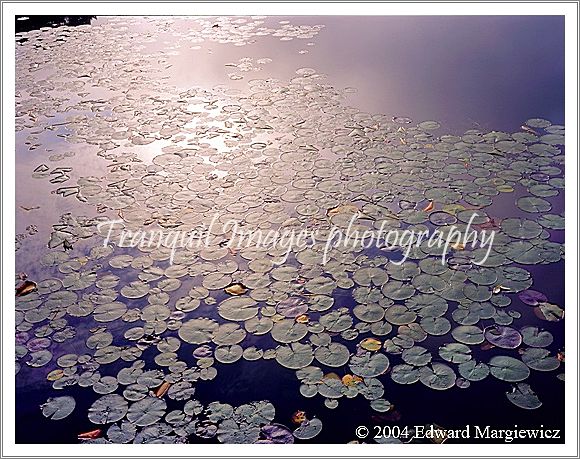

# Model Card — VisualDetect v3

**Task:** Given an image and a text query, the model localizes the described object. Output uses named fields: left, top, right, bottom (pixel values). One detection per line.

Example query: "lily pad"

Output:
left=419, top=363, right=456, bottom=390
left=127, top=397, right=167, bottom=426
left=41, top=396, right=76, bottom=420
left=314, top=343, right=350, bottom=367
left=489, top=356, right=530, bottom=382
left=484, top=326, right=522, bottom=349
left=88, top=394, right=128, bottom=424
left=293, top=418, right=323, bottom=440
left=349, top=352, right=389, bottom=377
left=506, top=383, right=542, bottom=410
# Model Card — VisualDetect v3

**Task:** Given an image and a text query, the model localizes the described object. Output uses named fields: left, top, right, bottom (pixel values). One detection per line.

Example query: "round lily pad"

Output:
left=275, top=343, right=314, bottom=369
left=451, top=325, right=484, bottom=345
left=127, top=397, right=167, bottom=426
left=489, top=356, right=530, bottom=382
left=521, top=348, right=560, bottom=371
left=293, top=418, right=323, bottom=440
left=179, top=318, right=219, bottom=344
left=484, top=326, right=522, bottom=349
left=349, top=352, right=389, bottom=377
left=506, top=383, right=542, bottom=410
left=314, top=343, right=350, bottom=367
left=419, top=363, right=456, bottom=390
left=88, top=394, right=128, bottom=424
left=41, top=396, right=76, bottom=420
left=218, top=297, right=259, bottom=321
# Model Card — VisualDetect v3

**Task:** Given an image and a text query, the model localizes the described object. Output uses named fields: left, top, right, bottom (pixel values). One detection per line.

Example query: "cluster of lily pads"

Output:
left=15, top=16, right=564, bottom=444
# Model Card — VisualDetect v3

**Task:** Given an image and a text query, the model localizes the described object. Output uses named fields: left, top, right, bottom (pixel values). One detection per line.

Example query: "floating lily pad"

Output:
left=179, top=318, right=219, bottom=344
left=314, top=343, right=350, bottom=367
left=521, top=348, right=560, bottom=371
left=293, top=418, right=323, bottom=440
left=275, top=343, right=314, bottom=369
left=215, top=345, right=243, bottom=363
left=439, top=343, right=472, bottom=364
left=521, top=326, right=553, bottom=347
left=218, top=297, right=259, bottom=321
left=451, top=325, right=484, bottom=345
left=506, top=383, right=542, bottom=410
left=419, top=363, right=456, bottom=390
left=349, top=352, right=389, bottom=377
left=535, top=302, right=564, bottom=322
left=458, top=360, right=490, bottom=381
left=276, top=297, right=308, bottom=318
left=401, top=346, right=431, bottom=366
left=489, top=356, right=530, bottom=382
left=518, top=290, right=547, bottom=306
left=88, top=394, right=128, bottom=424
left=127, top=397, right=167, bottom=427
left=41, top=396, right=76, bottom=420
left=260, top=424, right=294, bottom=444
left=484, top=326, right=522, bottom=349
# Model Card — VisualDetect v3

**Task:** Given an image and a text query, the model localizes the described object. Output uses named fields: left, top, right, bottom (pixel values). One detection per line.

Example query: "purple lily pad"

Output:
left=484, top=326, right=522, bottom=349
left=258, top=423, right=294, bottom=444
left=276, top=297, right=308, bottom=318
left=192, top=345, right=213, bottom=358
left=15, top=331, right=30, bottom=346
left=26, top=337, right=52, bottom=352
left=518, top=290, right=547, bottom=306
left=194, top=421, right=217, bottom=439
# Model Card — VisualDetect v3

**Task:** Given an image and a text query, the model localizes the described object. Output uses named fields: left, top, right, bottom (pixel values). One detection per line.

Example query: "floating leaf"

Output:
left=215, top=419, right=259, bottom=444
left=534, top=302, right=564, bottom=322
left=88, top=394, right=128, bottom=424
left=484, top=326, right=522, bottom=349
left=218, top=297, right=259, bottom=321
left=506, top=383, right=542, bottom=410
left=215, top=345, right=243, bottom=363
left=458, top=360, right=490, bottom=381
left=127, top=397, right=167, bottom=426
left=293, top=418, right=323, bottom=440
left=41, top=396, right=76, bottom=420
left=521, top=348, right=560, bottom=371
left=314, top=343, right=350, bottom=367
left=489, top=356, right=530, bottom=382
left=179, top=318, right=218, bottom=344
left=451, top=325, right=484, bottom=345
left=260, top=424, right=294, bottom=444
left=275, top=343, right=314, bottom=369
left=276, top=297, right=308, bottom=318
left=439, top=343, right=471, bottom=364
left=271, top=319, right=308, bottom=343
left=521, top=326, right=553, bottom=347
left=224, top=283, right=248, bottom=295
left=419, top=363, right=456, bottom=390
left=349, top=352, right=389, bottom=377
left=360, top=338, right=382, bottom=352
left=16, top=280, right=37, bottom=297
left=402, top=346, right=431, bottom=366
left=518, top=290, right=547, bottom=306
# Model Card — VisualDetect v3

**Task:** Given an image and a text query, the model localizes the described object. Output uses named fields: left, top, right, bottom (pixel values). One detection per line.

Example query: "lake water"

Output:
left=15, top=15, right=565, bottom=444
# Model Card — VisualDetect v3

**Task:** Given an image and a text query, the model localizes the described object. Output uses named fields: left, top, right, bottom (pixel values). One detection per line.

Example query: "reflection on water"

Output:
left=15, top=16, right=565, bottom=444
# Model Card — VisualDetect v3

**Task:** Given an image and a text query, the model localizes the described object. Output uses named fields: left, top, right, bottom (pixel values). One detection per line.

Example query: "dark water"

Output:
left=15, top=15, right=565, bottom=444
left=15, top=16, right=96, bottom=34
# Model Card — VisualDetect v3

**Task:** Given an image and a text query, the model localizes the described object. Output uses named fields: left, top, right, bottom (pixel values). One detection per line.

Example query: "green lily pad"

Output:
left=41, top=396, right=76, bottom=420
left=88, top=394, right=128, bottom=424
left=314, top=343, right=350, bottom=367
left=419, top=363, right=456, bottom=390
left=489, top=356, right=530, bottom=382
left=506, top=383, right=542, bottom=410
left=349, top=352, right=390, bottom=377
